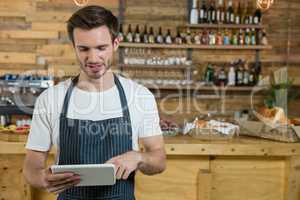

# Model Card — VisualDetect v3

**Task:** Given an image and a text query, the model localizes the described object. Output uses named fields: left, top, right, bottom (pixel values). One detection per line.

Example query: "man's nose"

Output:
left=87, top=49, right=98, bottom=63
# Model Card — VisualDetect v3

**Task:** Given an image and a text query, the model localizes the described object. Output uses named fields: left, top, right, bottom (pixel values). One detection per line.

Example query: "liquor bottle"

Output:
left=254, top=61, right=262, bottom=83
left=199, top=0, right=207, bottom=24
left=216, top=30, right=223, bottom=45
left=194, top=32, right=201, bottom=44
left=148, top=26, right=155, bottom=44
left=249, top=65, right=256, bottom=86
left=134, top=24, right=141, bottom=43
left=236, top=60, right=244, bottom=86
left=143, top=25, right=149, bottom=43
left=223, top=29, right=230, bottom=45
left=261, top=29, right=268, bottom=45
left=248, top=1, right=254, bottom=24
left=207, top=0, right=216, bottom=24
left=235, top=1, right=242, bottom=25
left=190, top=0, right=199, bottom=24
left=243, top=62, right=250, bottom=86
left=204, top=63, right=214, bottom=85
left=218, top=66, right=227, bottom=86
left=156, top=27, right=164, bottom=44
left=238, top=29, right=244, bottom=45
left=241, top=1, right=247, bottom=24
left=226, top=0, right=234, bottom=24
left=208, top=30, right=216, bottom=45
left=118, top=23, right=124, bottom=42
left=231, top=30, right=238, bottom=45
left=245, top=28, right=250, bottom=45
left=250, top=28, right=256, bottom=45
left=216, top=0, right=224, bottom=24
left=201, top=29, right=209, bottom=45
left=165, top=29, right=173, bottom=44
left=228, top=64, right=236, bottom=86
left=126, top=24, right=133, bottom=43
left=175, top=28, right=183, bottom=44
left=186, top=28, right=193, bottom=44
left=253, top=6, right=262, bottom=24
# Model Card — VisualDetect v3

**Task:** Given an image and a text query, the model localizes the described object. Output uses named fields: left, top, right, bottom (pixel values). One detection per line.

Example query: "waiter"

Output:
left=23, top=5, right=166, bottom=200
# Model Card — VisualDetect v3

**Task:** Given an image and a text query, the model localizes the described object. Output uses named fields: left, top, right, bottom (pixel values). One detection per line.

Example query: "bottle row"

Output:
left=119, top=24, right=268, bottom=46
left=203, top=59, right=262, bottom=86
left=190, top=0, right=262, bottom=25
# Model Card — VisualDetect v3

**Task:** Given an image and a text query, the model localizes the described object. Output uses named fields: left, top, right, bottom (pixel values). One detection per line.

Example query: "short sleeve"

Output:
left=26, top=91, right=52, bottom=152
left=135, top=87, right=162, bottom=138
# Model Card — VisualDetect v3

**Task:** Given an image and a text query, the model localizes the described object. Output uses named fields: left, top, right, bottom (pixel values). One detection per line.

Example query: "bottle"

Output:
left=254, top=61, right=262, bottom=84
left=245, top=28, right=250, bottom=45
left=125, top=24, right=133, bottom=43
left=218, top=66, right=227, bottom=86
left=207, top=0, right=216, bottom=24
left=134, top=25, right=141, bottom=43
left=238, top=29, right=244, bottom=45
left=226, top=0, right=234, bottom=24
left=261, top=29, right=268, bottom=45
left=204, top=63, right=214, bottom=85
left=199, top=0, right=207, bottom=24
left=186, top=28, right=193, bottom=44
left=175, top=28, right=183, bottom=44
left=165, top=29, right=173, bottom=44
left=208, top=30, right=216, bottom=45
left=253, top=6, right=262, bottom=24
left=201, top=29, right=209, bottom=45
left=223, top=29, right=230, bottom=45
left=118, top=23, right=124, bottom=42
left=231, top=30, right=238, bottom=45
left=190, top=0, right=199, bottom=24
left=148, top=26, right=155, bottom=44
left=194, top=32, right=201, bottom=44
left=248, top=1, right=254, bottom=24
left=235, top=1, right=242, bottom=25
left=216, top=0, right=224, bottom=24
left=241, top=1, right=247, bottom=24
left=243, top=62, right=250, bottom=86
left=216, top=30, right=223, bottom=45
left=143, top=25, right=149, bottom=43
left=228, top=65, right=236, bottom=86
left=250, top=28, right=256, bottom=45
left=249, top=65, right=256, bottom=86
left=156, top=27, right=164, bottom=44
left=236, top=60, right=244, bottom=86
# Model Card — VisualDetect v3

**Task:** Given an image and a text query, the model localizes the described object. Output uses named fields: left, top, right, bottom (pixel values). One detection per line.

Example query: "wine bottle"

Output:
left=165, top=29, right=173, bottom=44
left=190, top=0, right=199, bottom=24
left=175, top=28, right=183, bottom=44
left=156, top=27, right=164, bottom=44
left=143, top=24, right=149, bottom=43
left=118, top=23, right=124, bottom=42
left=126, top=24, right=133, bottom=43
left=235, top=1, right=242, bottom=25
left=207, top=0, right=216, bottom=24
left=148, top=26, right=155, bottom=44
left=226, top=0, right=234, bottom=24
left=134, top=24, right=141, bottom=43
left=199, top=0, right=207, bottom=24
left=253, top=6, right=262, bottom=24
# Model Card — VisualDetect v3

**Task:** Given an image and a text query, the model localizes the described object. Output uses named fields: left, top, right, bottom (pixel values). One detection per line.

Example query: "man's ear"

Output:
left=113, top=37, right=120, bottom=51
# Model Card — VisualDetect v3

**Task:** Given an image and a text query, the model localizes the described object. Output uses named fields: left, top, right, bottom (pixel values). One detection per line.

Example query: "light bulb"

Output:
left=73, top=0, right=89, bottom=7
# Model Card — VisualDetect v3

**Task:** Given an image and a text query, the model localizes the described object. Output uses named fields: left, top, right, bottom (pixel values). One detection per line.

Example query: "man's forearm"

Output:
left=23, top=165, right=45, bottom=188
left=138, top=148, right=166, bottom=175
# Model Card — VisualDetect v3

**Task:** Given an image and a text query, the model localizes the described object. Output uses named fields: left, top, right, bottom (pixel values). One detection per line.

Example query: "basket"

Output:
left=0, top=131, right=28, bottom=142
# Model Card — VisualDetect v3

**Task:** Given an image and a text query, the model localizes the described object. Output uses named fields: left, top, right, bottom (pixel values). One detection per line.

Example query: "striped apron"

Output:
left=57, top=74, right=135, bottom=200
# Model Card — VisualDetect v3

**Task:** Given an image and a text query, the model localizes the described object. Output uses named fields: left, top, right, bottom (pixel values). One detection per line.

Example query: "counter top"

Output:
left=1, top=136, right=300, bottom=156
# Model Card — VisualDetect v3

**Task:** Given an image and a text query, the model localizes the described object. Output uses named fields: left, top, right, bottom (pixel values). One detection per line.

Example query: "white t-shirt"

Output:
left=26, top=75, right=162, bottom=155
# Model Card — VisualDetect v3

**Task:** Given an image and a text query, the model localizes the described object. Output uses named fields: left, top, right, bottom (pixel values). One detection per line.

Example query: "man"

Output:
left=23, top=5, right=166, bottom=200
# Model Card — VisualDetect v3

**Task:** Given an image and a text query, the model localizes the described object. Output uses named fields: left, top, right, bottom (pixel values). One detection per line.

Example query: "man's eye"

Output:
left=97, top=47, right=106, bottom=51
left=79, top=48, right=88, bottom=52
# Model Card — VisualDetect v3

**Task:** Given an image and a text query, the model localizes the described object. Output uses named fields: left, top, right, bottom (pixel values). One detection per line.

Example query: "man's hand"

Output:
left=41, top=168, right=81, bottom=194
left=106, top=151, right=142, bottom=180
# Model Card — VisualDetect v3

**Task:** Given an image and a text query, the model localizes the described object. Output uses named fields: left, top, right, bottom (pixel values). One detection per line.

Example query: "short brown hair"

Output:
left=67, top=5, right=119, bottom=45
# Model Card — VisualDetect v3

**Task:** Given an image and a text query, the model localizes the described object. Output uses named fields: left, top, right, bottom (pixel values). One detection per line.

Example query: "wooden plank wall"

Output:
left=0, top=0, right=299, bottom=120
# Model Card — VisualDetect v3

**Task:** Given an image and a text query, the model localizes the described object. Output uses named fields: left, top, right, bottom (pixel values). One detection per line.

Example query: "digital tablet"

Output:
left=50, top=164, right=116, bottom=186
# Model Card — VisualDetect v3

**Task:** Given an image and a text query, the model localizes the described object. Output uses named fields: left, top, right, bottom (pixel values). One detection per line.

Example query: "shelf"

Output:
left=140, top=83, right=265, bottom=91
left=118, top=64, right=193, bottom=70
left=183, top=23, right=266, bottom=29
left=0, top=105, right=34, bottom=115
left=119, top=42, right=272, bottom=50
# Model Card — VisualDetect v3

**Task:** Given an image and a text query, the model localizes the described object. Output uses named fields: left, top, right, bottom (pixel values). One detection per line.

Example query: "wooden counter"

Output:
left=1, top=136, right=300, bottom=200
